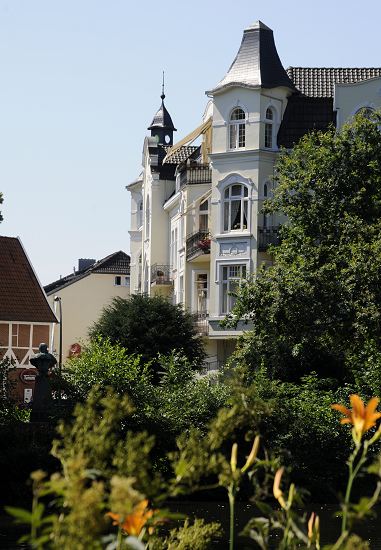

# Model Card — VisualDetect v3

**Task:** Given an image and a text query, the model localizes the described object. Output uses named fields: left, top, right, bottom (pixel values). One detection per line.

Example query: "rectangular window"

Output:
left=114, top=276, right=121, bottom=286
left=124, top=276, right=130, bottom=287
left=229, top=124, right=237, bottom=149
left=221, top=265, right=247, bottom=314
left=238, top=123, right=245, bottom=147
left=265, top=123, right=273, bottom=148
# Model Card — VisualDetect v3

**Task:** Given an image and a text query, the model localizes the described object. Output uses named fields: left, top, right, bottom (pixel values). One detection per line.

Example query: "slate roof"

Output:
left=44, top=251, right=130, bottom=294
left=0, top=236, right=57, bottom=323
left=148, top=99, right=177, bottom=131
left=161, top=145, right=198, bottom=164
left=277, top=96, right=335, bottom=149
left=287, top=67, right=381, bottom=98
left=207, top=21, right=295, bottom=95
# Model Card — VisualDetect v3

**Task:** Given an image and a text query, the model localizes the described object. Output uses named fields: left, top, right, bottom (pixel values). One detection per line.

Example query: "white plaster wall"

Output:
left=334, top=78, right=381, bottom=128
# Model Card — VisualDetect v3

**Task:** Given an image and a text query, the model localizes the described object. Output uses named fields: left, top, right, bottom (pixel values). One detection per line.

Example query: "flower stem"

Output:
left=342, top=442, right=368, bottom=534
left=228, top=485, right=235, bottom=550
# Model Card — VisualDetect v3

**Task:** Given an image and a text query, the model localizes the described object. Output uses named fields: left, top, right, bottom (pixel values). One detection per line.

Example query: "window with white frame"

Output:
left=264, top=107, right=275, bottom=149
left=199, top=199, right=209, bottom=231
left=223, top=184, right=249, bottom=232
left=221, top=264, right=246, bottom=314
left=145, top=196, right=150, bottom=236
left=137, top=200, right=143, bottom=228
left=196, top=273, right=208, bottom=313
left=170, top=228, right=178, bottom=269
left=229, top=108, right=246, bottom=149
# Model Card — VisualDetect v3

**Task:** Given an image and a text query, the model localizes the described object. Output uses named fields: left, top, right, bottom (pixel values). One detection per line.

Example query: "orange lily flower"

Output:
left=107, top=499, right=154, bottom=536
left=331, top=395, right=381, bottom=441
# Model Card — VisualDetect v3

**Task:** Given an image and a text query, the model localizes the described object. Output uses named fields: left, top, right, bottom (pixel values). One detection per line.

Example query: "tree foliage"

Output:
left=226, top=112, right=381, bottom=383
left=90, top=295, right=205, bottom=371
left=0, top=191, right=3, bottom=223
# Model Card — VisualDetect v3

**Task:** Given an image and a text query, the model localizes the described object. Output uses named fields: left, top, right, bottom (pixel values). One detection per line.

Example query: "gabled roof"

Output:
left=287, top=67, right=381, bottom=98
left=44, top=251, right=130, bottom=294
left=0, top=236, right=57, bottom=323
left=207, top=21, right=295, bottom=95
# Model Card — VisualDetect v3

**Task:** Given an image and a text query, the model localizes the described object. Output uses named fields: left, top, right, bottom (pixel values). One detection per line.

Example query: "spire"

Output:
left=206, top=21, right=296, bottom=95
left=161, top=70, right=165, bottom=101
left=148, top=75, right=177, bottom=146
left=148, top=74, right=177, bottom=132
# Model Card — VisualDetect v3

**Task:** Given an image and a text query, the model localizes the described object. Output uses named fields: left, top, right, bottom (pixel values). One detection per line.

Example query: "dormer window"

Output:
left=264, top=107, right=274, bottom=149
left=229, top=108, right=246, bottom=149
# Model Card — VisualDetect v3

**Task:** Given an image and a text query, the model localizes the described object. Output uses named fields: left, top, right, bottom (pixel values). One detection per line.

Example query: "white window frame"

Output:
left=229, top=107, right=246, bottom=150
left=220, top=264, right=247, bottom=315
left=264, top=106, right=275, bottom=149
left=217, top=173, right=254, bottom=235
left=223, top=184, right=249, bottom=232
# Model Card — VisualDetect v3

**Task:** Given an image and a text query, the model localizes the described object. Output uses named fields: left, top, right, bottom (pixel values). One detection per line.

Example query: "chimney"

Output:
left=78, top=258, right=96, bottom=272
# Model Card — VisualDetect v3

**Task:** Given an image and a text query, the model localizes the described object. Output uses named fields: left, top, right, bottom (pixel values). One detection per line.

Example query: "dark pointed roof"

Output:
left=0, top=236, right=57, bottom=323
left=148, top=96, right=177, bottom=131
left=207, top=21, right=295, bottom=95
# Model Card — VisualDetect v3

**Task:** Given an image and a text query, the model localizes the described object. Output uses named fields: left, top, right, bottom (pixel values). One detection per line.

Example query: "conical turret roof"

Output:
left=207, top=21, right=295, bottom=95
left=148, top=95, right=177, bottom=131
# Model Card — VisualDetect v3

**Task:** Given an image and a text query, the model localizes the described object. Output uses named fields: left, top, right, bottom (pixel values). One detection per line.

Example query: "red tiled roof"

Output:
left=0, top=236, right=57, bottom=323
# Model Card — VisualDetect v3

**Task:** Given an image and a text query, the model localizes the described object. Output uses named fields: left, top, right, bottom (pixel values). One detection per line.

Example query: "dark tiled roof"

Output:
left=277, top=96, right=335, bottom=148
left=44, top=251, right=130, bottom=294
left=207, top=21, right=295, bottom=95
left=161, top=145, right=198, bottom=164
left=148, top=99, right=177, bottom=131
left=0, top=236, right=57, bottom=323
left=287, top=67, right=381, bottom=98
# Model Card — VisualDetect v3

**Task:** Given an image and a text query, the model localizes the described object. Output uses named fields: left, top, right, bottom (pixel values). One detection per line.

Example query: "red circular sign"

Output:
left=20, top=368, right=37, bottom=384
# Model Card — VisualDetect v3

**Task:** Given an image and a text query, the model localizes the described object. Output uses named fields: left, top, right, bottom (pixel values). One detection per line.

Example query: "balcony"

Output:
left=258, top=227, right=280, bottom=251
left=179, top=164, right=212, bottom=188
left=186, top=230, right=211, bottom=261
left=193, top=312, right=209, bottom=336
left=150, top=264, right=172, bottom=286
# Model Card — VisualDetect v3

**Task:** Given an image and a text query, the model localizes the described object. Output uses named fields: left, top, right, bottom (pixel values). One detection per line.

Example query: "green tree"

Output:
left=226, top=112, right=381, bottom=384
left=90, top=294, right=205, bottom=371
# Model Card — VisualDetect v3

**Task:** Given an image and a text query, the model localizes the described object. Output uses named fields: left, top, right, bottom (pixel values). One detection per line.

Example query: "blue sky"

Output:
left=0, top=0, right=380, bottom=284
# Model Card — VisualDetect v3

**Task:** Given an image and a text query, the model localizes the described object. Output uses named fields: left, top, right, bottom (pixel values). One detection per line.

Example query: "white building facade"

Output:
left=128, top=21, right=381, bottom=369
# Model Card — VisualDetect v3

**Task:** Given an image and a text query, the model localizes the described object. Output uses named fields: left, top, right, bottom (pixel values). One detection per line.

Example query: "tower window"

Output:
left=223, top=184, right=249, bottom=232
left=229, top=108, right=246, bottom=149
left=264, top=107, right=275, bottom=149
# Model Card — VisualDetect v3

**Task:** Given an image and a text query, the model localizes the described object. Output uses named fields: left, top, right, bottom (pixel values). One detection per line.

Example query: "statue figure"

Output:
left=30, top=343, right=57, bottom=422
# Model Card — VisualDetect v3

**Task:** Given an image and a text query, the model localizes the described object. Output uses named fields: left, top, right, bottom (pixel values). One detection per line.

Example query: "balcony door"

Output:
left=196, top=273, right=208, bottom=315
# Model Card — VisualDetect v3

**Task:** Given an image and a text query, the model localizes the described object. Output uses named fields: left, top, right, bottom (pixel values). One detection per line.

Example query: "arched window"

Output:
left=229, top=108, right=246, bottom=149
left=356, top=106, right=375, bottom=120
left=223, top=184, right=249, bottom=231
left=264, top=107, right=275, bottom=149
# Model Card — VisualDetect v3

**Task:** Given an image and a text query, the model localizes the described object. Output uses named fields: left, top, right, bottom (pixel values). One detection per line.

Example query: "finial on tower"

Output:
left=161, top=71, right=165, bottom=101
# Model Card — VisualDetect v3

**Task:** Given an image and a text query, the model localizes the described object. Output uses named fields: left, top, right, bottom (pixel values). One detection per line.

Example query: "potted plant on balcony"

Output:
left=198, top=237, right=211, bottom=253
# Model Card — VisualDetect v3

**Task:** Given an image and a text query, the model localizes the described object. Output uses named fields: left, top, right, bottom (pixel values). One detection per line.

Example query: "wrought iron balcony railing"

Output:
left=179, top=164, right=212, bottom=187
left=193, top=312, right=209, bottom=336
left=150, top=264, right=172, bottom=285
left=186, top=230, right=211, bottom=261
left=258, top=227, right=280, bottom=251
